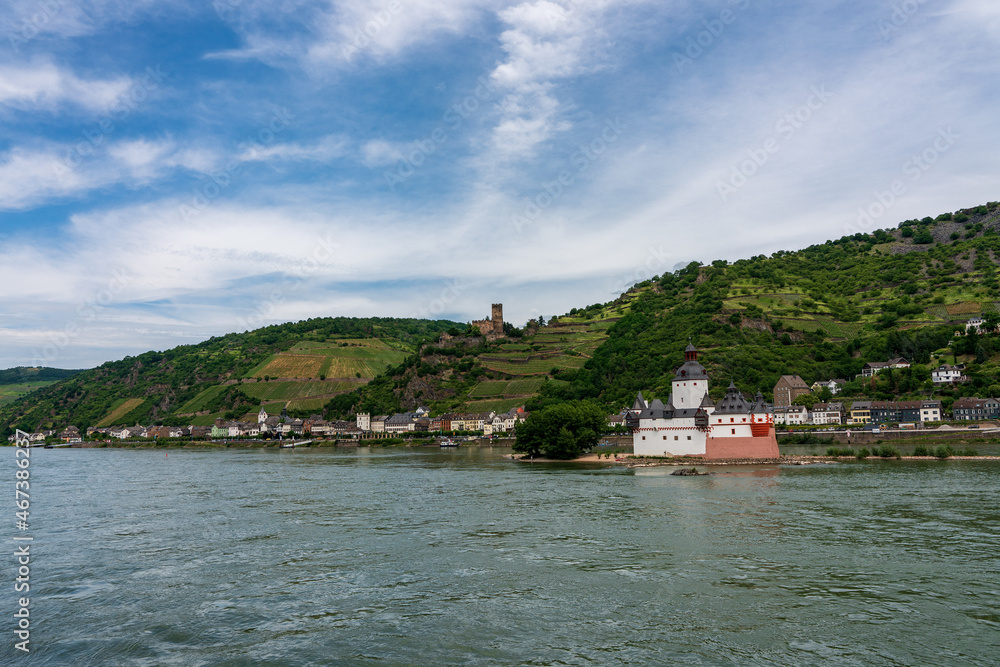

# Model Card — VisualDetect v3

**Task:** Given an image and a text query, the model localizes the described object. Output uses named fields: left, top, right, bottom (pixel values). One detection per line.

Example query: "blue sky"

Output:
left=1, top=0, right=998, bottom=369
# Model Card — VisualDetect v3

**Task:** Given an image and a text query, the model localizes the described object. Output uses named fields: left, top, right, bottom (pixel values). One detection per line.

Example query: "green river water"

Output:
left=4, top=447, right=998, bottom=665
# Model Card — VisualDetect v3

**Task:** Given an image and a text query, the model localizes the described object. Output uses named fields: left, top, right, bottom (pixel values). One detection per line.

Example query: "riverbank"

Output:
left=620, top=454, right=1000, bottom=468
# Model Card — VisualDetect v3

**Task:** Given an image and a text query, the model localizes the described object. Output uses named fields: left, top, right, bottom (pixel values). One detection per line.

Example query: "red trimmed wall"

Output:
left=705, top=429, right=779, bottom=459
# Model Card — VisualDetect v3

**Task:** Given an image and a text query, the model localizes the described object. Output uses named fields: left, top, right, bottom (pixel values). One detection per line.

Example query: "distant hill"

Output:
left=0, top=367, right=84, bottom=384
left=0, top=318, right=457, bottom=439
left=0, top=367, right=86, bottom=408
left=3, top=200, right=1000, bottom=437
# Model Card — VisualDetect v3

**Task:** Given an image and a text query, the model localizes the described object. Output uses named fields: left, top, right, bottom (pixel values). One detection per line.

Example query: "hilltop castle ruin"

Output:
left=472, top=303, right=505, bottom=340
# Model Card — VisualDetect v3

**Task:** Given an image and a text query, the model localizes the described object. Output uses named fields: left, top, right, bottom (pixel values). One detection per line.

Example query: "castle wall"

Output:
left=633, top=419, right=707, bottom=456
left=704, top=428, right=779, bottom=459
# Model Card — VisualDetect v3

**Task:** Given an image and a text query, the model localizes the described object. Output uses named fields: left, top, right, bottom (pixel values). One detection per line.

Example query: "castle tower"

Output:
left=491, top=303, right=503, bottom=333
left=672, top=342, right=709, bottom=408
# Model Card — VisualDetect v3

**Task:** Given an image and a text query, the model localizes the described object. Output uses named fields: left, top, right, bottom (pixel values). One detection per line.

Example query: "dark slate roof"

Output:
left=673, top=360, right=708, bottom=381
left=639, top=398, right=672, bottom=420
left=714, top=382, right=751, bottom=414
left=699, top=393, right=715, bottom=408
left=632, top=392, right=648, bottom=411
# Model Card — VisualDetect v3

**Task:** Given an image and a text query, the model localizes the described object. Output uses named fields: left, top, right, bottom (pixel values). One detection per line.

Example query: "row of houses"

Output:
left=775, top=359, right=974, bottom=409
left=775, top=400, right=945, bottom=426
left=355, top=406, right=529, bottom=436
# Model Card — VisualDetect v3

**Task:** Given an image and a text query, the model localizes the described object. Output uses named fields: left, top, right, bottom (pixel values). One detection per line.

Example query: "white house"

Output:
left=966, top=316, right=985, bottom=333
left=932, top=364, right=965, bottom=384
left=811, top=402, right=844, bottom=425
left=773, top=405, right=809, bottom=425
left=356, top=412, right=371, bottom=431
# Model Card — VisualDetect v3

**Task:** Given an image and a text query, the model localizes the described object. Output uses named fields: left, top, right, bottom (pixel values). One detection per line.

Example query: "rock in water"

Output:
left=671, top=467, right=708, bottom=476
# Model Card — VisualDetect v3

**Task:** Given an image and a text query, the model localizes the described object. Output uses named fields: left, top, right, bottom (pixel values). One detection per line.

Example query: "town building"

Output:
left=773, top=405, right=809, bottom=425
left=861, top=358, right=911, bottom=377
left=811, top=402, right=844, bottom=425
left=869, top=400, right=942, bottom=424
left=952, top=397, right=1000, bottom=421
left=773, top=375, right=810, bottom=407
left=811, top=379, right=847, bottom=395
left=632, top=343, right=778, bottom=459
left=932, top=364, right=966, bottom=384
left=356, top=412, right=371, bottom=431
left=849, top=401, right=872, bottom=425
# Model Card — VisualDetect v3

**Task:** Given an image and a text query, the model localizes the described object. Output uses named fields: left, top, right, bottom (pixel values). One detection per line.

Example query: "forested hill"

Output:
left=0, top=317, right=457, bottom=439
left=323, top=201, right=1000, bottom=418
left=4, top=200, right=1000, bottom=437
left=0, top=367, right=83, bottom=384
left=535, top=201, right=1000, bottom=409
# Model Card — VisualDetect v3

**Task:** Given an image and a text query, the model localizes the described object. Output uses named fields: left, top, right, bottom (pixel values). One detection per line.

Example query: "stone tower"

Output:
left=491, top=303, right=503, bottom=334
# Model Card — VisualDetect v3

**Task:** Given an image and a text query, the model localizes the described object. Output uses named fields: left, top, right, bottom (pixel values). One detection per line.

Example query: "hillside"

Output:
left=0, top=318, right=456, bottom=439
left=0, top=367, right=84, bottom=407
left=336, top=201, right=1000, bottom=416
left=3, top=200, right=1000, bottom=436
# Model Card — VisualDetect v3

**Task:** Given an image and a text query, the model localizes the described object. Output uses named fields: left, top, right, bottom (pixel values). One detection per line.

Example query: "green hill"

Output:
left=0, top=367, right=85, bottom=407
left=3, top=200, right=1000, bottom=437
left=332, top=201, right=1000, bottom=417
left=0, top=318, right=456, bottom=438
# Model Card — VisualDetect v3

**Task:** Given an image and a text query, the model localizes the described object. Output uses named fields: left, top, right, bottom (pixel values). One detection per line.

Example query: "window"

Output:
left=662, top=436, right=666, bottom=440
left=730, top=418, right=734, bottom=423
left=687, top=436, right=691, bottom=440
left=674, top=436, right=678, bottom=441
left=732, top=429, right=736, bottom=434
left=642, top=436, right=645, bottom=440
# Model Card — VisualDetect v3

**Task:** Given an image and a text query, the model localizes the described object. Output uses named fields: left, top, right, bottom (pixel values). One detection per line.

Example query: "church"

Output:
left=631, top=343, right=779, bottom=459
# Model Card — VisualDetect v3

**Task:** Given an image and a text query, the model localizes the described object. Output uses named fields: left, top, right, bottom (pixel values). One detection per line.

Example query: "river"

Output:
left=4, top=447, right=999, bottom=665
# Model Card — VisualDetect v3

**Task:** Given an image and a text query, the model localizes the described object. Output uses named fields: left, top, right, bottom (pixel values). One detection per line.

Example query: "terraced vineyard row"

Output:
left=239, top=380, right=358, bottom=402
left=467, top=378, right=545, bottom=398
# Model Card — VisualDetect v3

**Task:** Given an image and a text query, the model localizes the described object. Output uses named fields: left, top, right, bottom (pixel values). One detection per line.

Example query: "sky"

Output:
left=0, top=0, right=998, bottom=369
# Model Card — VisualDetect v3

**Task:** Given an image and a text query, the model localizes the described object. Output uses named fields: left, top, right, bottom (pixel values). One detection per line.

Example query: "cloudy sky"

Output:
left=0, top=0, right=997, bottom=369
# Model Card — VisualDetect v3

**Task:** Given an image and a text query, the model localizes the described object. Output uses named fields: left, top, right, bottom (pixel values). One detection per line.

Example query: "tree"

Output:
left=793, top=393, right=818, bottom=410
left=513, top=401, right=606, bottom=459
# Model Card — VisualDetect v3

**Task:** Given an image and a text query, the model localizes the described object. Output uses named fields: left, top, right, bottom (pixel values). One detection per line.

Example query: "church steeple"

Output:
left=684, top=338, right=698, bottom=362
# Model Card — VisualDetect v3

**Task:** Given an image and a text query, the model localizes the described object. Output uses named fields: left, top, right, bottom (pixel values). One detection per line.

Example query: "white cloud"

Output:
left=360, top=139, right=404, bottom=167
left=239, top=134, right=347, bottom=163
left=487, top=0, right=610, bottom=159
left=0, top=139, right=223, bottom=210
left=0, top=61, right=132, bottom=112
left=0, top=147, right=94, bottom=209
left=209, top=0, right=498, bottom=68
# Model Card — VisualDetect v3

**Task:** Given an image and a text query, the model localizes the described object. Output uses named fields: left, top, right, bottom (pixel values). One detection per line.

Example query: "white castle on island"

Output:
left=631, top=343, right=780, bottom=459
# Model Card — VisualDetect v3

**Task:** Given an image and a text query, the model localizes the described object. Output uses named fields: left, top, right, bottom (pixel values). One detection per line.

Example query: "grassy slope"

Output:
left=1, top=318, right=456, bottom=438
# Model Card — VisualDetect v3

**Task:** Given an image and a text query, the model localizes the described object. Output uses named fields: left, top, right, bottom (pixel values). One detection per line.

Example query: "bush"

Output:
left=873, top=444, right=901, bottom=459
left=912, top=444, right=931, bottom=456
left=855, top=447, right=870, bottom=460
left=934, top=445, right=954, bottom=459
left=955, top=448, right=979, bottom=456
left=826, top=446, right=855, bottom=457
